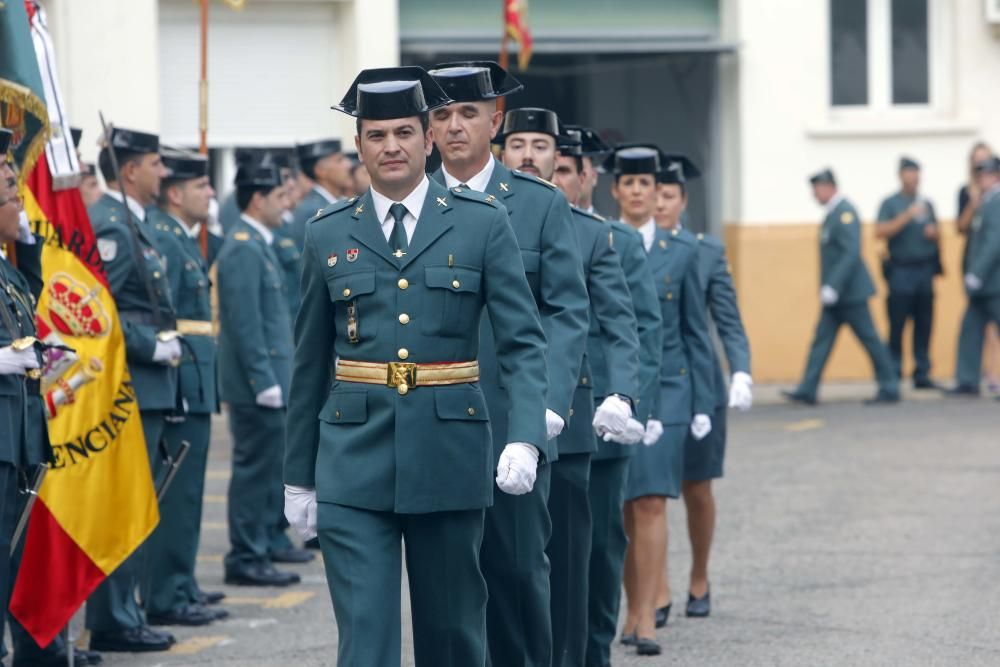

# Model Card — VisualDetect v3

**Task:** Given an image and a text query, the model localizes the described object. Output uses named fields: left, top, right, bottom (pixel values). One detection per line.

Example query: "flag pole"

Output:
left=498, top=1, right=510, bottom=115
left=198, top=0, right=209, bottom=259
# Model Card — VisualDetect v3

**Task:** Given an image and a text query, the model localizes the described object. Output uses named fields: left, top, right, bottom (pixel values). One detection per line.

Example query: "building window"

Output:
left=829, top=0, right=933, bottom=109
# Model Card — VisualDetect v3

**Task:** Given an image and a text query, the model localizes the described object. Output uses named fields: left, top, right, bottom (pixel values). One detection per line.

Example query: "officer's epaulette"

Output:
left=451, top=187, right=500, bottom=208
left=309, top=196, right=357, bottom=224
left=232, top=231, right=251, bottom=241
left=512, top=169, right=557, bottom=190
left=278, top=238, right=295, bottom=247
left=571, top=205, right=605, bottom=222
left=695, top=231, right=724, bottom=250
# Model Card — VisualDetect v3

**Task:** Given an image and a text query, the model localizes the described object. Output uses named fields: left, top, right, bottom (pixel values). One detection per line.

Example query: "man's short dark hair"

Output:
left=236, top=184, right=278, bottom=212
left=356, top=113, right=429, bottom=139
left=98, top=148, right=144, bottom=183
left=299, top=157, right=319, bottom=181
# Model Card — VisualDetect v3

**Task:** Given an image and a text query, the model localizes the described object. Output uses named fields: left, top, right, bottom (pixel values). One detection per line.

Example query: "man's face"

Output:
left=128, top=152, right=167, bottom=204
left=173, top=176, right=215, bottom=222
left=430, top=101, right=502, bottom=168
left=579, top=155, right=599, bottom=205
left=255, top=185, right=288, bottom=228
left=79, top=174, right=102, bottom=207
left=812, top=182, right=836, bottom=205
left=655, top=183, right=686, bottom=228
left=611, top=173, right=657, bottom=221
left=503, top=132, right=557, bottom=180
left=553, top=154, right=584, bottom=205
left=316, top=153, right=353, bottom=192
left=356, top=117, right=431, bottom=192
left=900, top=168, right=920, bottom=193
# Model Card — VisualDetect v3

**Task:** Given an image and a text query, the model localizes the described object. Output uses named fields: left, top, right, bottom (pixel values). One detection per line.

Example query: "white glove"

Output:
left=819, top=285, right=839, bottom=306
left=965, top=273, right=983, bottom=291
left=545, top=409, right=565, bottom=440
left=255, top=384, right=284, bottom=408
left=728, top=371, right=753, bottom=411
left=592, top=395, right=632, bottom=437
left=496, top=442, right=539, bottom=495
left=690, top=414, right=712, bottom=441
left=152, top=338, right=182, bottom=364
left=605, top=417, right=645, bottom=445
left=283, top=484, right=318, bottom=541
left=642, top=419, right=664, bottom=446
left=0, top=345, right=39, bottom=375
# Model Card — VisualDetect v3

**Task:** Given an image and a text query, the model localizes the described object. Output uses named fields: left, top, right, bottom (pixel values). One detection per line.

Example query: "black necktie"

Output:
left=388, top=202, right=408, bottom=258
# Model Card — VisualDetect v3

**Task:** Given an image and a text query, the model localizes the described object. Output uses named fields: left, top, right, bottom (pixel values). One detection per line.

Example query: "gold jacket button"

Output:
left=343, top=288, right=351, bottom=297
left=680, top=368, right=686, bottom=375
left=467, top=407, right=476, bottom=416
left=581, top=377, right=589, bottom=385
left=569, top=408, right=575, bottom=417
left=398, top=348, right=409, bottom=360
left=153, top=271, right=161, bottom=279
left=398, top=383, right=409, bottom=395
left=667, top=292, right=673, bottom=300
left=398, top=313, right=410, bottom=324
left=335, top=410, right=342, bottom=420
left=452, top=280, right=460, bottom=289
left=398, top=278, right=409, bottom=290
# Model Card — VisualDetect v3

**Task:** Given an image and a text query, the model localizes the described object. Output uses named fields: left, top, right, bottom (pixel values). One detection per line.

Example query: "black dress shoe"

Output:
left=90, top=626, right=172, bottom=653
left=781, top=390, right=817, bottom=406
left=863, top=390, right=900, bottom=405
left=655, top=603, right=671, bottom=628
left=270, top=547, right=316, bottom=563
left=225, top=563, right=301, bottom=587
left=148, top=603, right=217, bottom=626
left=80, top=649, right=103, bottom=664
left=198, top=589, right=226, bottom=605
left=686, top=587, right=711, bottom=617
left=304, top=536, right=321, bottom=550
left=944, top=384, right=980, bottom=397
left=619, top=632, right=637, bottom=646
left=13, top=647, right=101, bottom=667
left=635, top=638, right=662, bottom=656
left=206, top=605, right=230, bottom=621
left=913, top=378, right=939, bottom=390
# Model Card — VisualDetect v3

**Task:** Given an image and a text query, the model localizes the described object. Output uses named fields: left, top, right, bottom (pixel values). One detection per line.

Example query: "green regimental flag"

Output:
left=0, top=0, right=49, bottom=180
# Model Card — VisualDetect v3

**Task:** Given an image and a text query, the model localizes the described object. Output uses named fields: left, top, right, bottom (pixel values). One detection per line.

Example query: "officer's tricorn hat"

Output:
left=333, top=67, right=453, bottom=120
left=296, top=139, right=342, bottom=163
left=234, top=163, right=282, bottom=189
left=105, top=126, right=159, bottom=155
left=0, top=128, right=11, bottom=155
left=564, top=125, right=610, bottom=158
left=427, top=61, right=524, bottom=101
left=558, top=128, right=584, bottom=157
left=70, top=127, right=83, bottom=149
left=809, top=168, right=837, bottom=186
left=493, top=107, right=580, bottom=146
left=162, top=149, right=209, bottom=181
left=80, top=162, right=96, bottom=177
left=658, top=154, right=701, bottom=185
left=973, top=156, right=1000, bottom=175
left=601, top=144, right=662, bottom=176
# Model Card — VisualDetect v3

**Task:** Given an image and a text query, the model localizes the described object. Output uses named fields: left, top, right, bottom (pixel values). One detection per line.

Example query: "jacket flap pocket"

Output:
left=327, top=269, right=376, bottom=302
left=434, top=387, right=489, bottom=421
left=425, top=266, right=482, bottom=293
left=318, top=390, right=368, bottom=424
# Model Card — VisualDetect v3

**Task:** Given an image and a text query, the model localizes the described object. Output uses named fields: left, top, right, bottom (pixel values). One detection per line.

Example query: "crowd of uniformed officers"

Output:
left=1, top=58, right=998, bottom=667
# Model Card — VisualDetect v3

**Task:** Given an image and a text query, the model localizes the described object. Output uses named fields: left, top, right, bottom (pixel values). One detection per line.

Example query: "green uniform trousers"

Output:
left=584, top=456, right=630, bottom=667
left=483, top=462, right=552, bottom=667
left=0, top=463, right=19, bottom=656
left=86, top=410, right=166, bottom=633
left=317, top=502, right=487, bottom=667
left=225, top=405, right=285, bottom=573
left=796, top=303, right=898, bottom=399
left=547, top=453, right=592, bottom=667
left=143, top=413, right=211, bottom=615
left=955, top=297, right=1000, bottom=387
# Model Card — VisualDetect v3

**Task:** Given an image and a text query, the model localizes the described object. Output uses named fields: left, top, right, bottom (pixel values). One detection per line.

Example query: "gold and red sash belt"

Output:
left=335, top=359, right=479, bottom=395
left=175, top=319, right=215, bottom=336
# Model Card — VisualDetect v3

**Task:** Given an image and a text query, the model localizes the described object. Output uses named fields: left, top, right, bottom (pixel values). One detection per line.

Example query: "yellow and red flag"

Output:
left=4, top=0, right=158, bottom=647
left=504, top=0, right=533, bottom=71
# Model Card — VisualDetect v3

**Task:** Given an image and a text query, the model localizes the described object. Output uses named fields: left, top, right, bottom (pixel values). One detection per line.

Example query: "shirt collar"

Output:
left=638, top=218, right=656, bottom=252
left=240, top=213, right=274, bottom=245
left=441, top=156, right=496, bottom=192
left=105, top=189, right=147, bottom=222
left=824, top=193, right=844, bottom=215
left=313, top=184, right=338, bottom=204
left=370, top=175, right=430, bottom=224
left=167, top=212, right=201, bottom=239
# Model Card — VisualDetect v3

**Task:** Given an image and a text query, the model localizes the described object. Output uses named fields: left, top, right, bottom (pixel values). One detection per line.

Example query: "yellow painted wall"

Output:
left=725, top=222, right=976, bottom=384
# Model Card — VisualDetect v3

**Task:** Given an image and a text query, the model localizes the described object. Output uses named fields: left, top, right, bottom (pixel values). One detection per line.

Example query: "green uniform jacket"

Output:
left=218, top=192, right=241, bottom=234
left=272, top=222, right=303, bottom=326
left=290, top=187, right=336, bottom=251
left=147, top=208, right=220, bottom=414
left=431, top=161, right=589, bottom=462
left=821, top=198, right=876, bottom=304
left=90, top=194, right=178, bottom=411
left=876, top=192, right=939, bottom=263
left=592, top=221, right=663, bottom=461
left=283, top=179, right=548, bottom=513
left=695, top=234, right=751, bottom=407
left=216, top=219, right=293, bottom=405
left=967, top=186, right=1000, bottom=296
left=648, top=227, right=714, bottom=423
left=555, top=207, right=639, bottom=456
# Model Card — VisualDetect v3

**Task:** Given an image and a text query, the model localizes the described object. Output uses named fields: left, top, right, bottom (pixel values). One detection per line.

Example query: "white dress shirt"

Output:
left=638, top=218, right=657, bottom=253
left=240, top=213, right=274, bottom=245
left=105, top=189, right=147, bottom=222
left=314, top=184, right=338, bottom=204
left=441, top=157, right=496, bottom=192
left=824, top=193, right=844, bottom=216
left=370, top=175, right=429, bottom=244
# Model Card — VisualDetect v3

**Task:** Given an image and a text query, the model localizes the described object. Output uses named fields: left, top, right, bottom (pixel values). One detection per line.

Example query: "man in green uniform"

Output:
left=875, top=157, right=941, bottom=388
left=282, top=66, right=548, bottom=667
left=86, top=126, right=180, bottom=652
left=955, top=156, right=1000, bottom=394
left=428, top=62, right=591, bottom=666
left=498, top=109, right=641, bottom=666
left=565, top=125, right=605, bottom=216
left=217, top=163, right=302, bottom=587
left=289, top=139, right=351, bottom=249
left=783, top=169, right=900, bottom=405
left=143, top=150, right=228, bottom=625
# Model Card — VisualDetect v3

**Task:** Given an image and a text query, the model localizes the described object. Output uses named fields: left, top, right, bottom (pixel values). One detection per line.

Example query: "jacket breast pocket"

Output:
left=421, top=265, right=482, bottom=337
left=318, top=389, right=368, bottom=424
left=326, top=269, right=379, bottom=342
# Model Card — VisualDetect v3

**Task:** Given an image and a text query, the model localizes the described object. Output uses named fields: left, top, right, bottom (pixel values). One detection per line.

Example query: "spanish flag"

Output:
left=4, top=1, right=158, bottom=647
left=504, top=0, right=533, bottom=71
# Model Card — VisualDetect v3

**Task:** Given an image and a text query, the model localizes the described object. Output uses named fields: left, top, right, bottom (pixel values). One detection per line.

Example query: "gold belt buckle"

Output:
left=386, top=362, right=417, bottom=395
